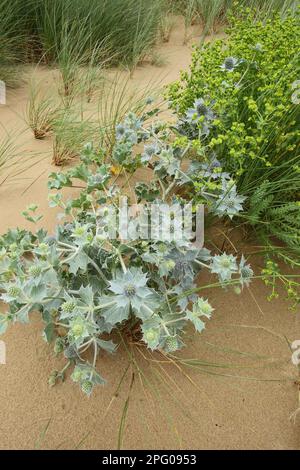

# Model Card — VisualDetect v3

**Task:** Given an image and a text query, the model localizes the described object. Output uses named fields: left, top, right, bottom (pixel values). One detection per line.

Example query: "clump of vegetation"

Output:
left=1, top=2, right=300, bottom=401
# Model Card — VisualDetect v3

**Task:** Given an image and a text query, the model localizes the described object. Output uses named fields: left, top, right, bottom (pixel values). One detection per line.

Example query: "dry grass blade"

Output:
left=117, top=371, right=135, bottom=450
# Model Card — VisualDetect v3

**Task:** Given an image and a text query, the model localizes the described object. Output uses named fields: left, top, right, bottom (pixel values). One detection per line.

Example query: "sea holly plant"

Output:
left=0, top=111, right=252, bottom=396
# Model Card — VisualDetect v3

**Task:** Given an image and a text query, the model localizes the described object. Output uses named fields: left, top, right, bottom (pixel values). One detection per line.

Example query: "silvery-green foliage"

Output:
left=238, top=255, right=254, bottom=287
left=0, top=111, right=252, bottom=395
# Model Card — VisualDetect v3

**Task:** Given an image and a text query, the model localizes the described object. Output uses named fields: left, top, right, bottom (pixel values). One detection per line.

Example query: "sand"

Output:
left=0, top=18, right=299, bottom=450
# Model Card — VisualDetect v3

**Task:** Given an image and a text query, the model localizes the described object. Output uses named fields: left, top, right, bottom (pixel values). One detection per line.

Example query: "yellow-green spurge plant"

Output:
left=168, top=8, right=300, bottom=300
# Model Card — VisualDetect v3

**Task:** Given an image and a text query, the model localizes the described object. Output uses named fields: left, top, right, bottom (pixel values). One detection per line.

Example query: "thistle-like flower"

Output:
left=145, top=96, right=154, bottom=105
left=116, top=123, right=126, bottom=140
left=142, top=327, right=161, bottom=350
left=197, top=156, right=230, bottom=181
left=124, top=112, right=142, bottom=131
left=1, top=284, right=22, bottom=303
left=186, top=98, right=215, bottom=122
left=214, top=191, right=246, bottom=219
left=71, top=223, right=93, bottom=246
left=68, top=316, right=91, bottom=346
left=81, top=380, right=93, bottom=396
left=28, top=265, right=43, bottom=278
left=60, top=298, right=78, bottom=318
left=211, top=253, right=238, bottom=282
left=186, top=297, right=214, bottom=332
left=164, top=336, right=180, bottom=352
left=252, top=43, right=264, bottom=52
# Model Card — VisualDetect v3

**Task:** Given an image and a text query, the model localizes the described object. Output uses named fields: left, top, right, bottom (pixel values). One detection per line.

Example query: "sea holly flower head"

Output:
left=220, top=56, right=242, bottom=72
left=145, top=96, right=154, bottom=105
left=173, top=279, right=198, bottom=310
left=60, top=298, right=79, bottom=318
left=34, top=242, right=51, bottom=258
left=164, top=336, right=180, bottom=353
left=186, top=297, right=213, bottom=332
left=239, top=255, right=254, bottom=287
left=196, top=298, right=214, bottom=318
left=71, top=364, right=106, bottom=396
left=68, top=316, right=91, bottom=347
left=186, top=98, right=215, bottom=122
left=141, top=143, right=160, bottom=163
left=87, top=169, right=110, bottom=191
left=26, top=260, right=56, bottom=286
left=143, top=327, right=160, bottom=350
left=1, top=283, right=23, bottom=303
left=101, top=267, right=160, bottom=324
left=211, top=253, right=238, bottom=282
left=28, top=264, right=43, bottom=278
left=179, top=98, right=216, bottom=139
left=116, top=123, right=126, bottom=140
left=115, top=123, right=137, bottom=146
left=211, top=178, right=246, bottom=219
left=109, top=267, right=149, bottom=296
left=197, top=156, right=230, bottom=181
left=168, top=247, right=211, bottom=282
left=72, top=223, right=93, bottom=244
left=81, top=380, right=93, bottom=396
left=252, top=42, right=264, bottom=52
left=124, top=112, right=142, bottom=131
